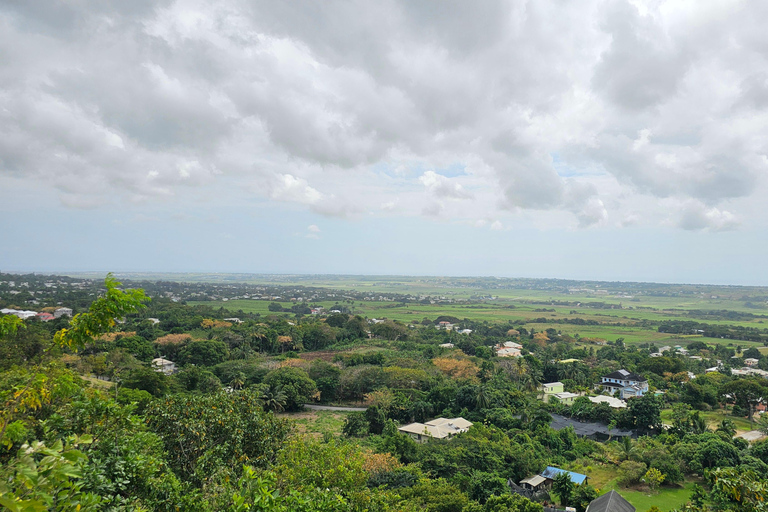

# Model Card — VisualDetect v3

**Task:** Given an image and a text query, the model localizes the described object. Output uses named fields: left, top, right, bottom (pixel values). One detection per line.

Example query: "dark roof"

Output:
left=586, top=490, right=635, bottom=512
left=550, top=414, right=634, bottom=438
left=603, top=369, right=646, bottom=382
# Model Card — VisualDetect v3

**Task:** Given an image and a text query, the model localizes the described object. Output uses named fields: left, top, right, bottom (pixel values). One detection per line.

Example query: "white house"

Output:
left=398, top=417, right=472, bottom=443
left=151, top=358, right=177, bottom=375
left=600, top=369, right=648, bottom=399
left=54, top=307, right=73, bottom=318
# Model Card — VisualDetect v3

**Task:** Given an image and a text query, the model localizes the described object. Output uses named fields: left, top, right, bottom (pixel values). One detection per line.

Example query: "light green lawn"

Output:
left=584, top=464, right=696, bottom=512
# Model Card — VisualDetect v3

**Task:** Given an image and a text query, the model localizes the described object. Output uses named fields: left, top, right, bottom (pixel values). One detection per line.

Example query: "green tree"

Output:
left=552, top=472, right=575, bottom=507
left=571, top=484, right=598, bottom=512
left=642, top=468, right=665, bottom=490
left=263, top=367, right=317, bottom=411
left=308, top=360, right=341, bottom=402
left=179, top=340, right=229, bottom=366
left=146, top=389, right=290, bottom=484
left=0, top=436, right=103, bottom=511
left=626, top=394, right=662, bottom=434
left=54, top=273, right=148, bottom=351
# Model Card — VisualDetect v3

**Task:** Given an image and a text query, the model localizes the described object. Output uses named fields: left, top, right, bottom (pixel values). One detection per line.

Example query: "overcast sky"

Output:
left=1, top=1, right=767, bottom=284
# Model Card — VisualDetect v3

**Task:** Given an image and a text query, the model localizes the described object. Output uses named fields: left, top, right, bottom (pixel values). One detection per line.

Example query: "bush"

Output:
left=263, top=367, right=318, bottom=411
left=617, top=460, right=647, bottom=487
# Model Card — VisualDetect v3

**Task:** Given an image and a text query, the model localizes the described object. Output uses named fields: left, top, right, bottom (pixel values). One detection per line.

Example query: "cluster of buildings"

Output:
left=513, top=467, right=635, bottom=512
left=1, top=307, right=72, bottom=321
left=538, top=369, right=648, bottom=406
left=436, top=321, right=472, bottom=334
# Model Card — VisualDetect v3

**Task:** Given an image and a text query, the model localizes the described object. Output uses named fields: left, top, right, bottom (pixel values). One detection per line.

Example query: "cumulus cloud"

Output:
left=306, top=224, right=320, bottom=239
left=1, top=0, right=767, bottom=231
left=419, top=171, right=472, bottom=200
left=676, top=201, right=739, bottom=232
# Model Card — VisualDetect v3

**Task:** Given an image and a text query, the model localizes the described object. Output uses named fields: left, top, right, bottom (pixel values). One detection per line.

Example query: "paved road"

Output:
left=304, top=404, right=367, bottom=412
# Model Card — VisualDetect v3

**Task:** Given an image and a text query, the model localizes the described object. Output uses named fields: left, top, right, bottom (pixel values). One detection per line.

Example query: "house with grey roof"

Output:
left=586, top=490, right=635, bottom=512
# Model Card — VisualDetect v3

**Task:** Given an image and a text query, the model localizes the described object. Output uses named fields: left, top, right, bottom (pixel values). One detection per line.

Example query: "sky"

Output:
left=1, top=1, right=767, bottom=285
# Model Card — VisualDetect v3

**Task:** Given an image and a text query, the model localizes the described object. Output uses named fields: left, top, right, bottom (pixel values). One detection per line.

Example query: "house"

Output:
left=745, top=358, right=759, bottom=367
left=600, top=370, right=648, bottom=399
left=458, top=329, right=473, bottom=335
left=147, top=318, right=161, bottom=325
left=497, top=347, right=521, bottom=358
left=551, top=392, right=579, bottom=405
left=540, top=466, right=588, bottom=486
left=500, top=341, right=523, bottom=349
left=151, top=358, right=177, bottom=375
left=658, top=345, right=671, bottom=354
left=519, top=474, right=548, bottom=492
left=398, top=417, right=472, bottom=443
left=585, top=490, right=635, bottom=512
left=310, top=308, right=323, bottom=315
left=588, top=395, right=627, bottom=408
left=540, top=382, right=564, bottom=402
left=439, top=343, right=455, bottom=348
left=36, top=312, right=55, bottom=322
left=54, top=307, right=73, bottom=318
left=559, top=358, right=580, bottom=364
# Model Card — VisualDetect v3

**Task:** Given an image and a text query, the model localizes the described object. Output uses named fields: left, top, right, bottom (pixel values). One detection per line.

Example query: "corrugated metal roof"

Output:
left=541, top=466, right=588, bottom=485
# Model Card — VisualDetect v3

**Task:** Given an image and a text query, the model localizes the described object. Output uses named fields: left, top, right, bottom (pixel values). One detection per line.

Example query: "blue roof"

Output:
left=541, top=466, right=588, bottom=485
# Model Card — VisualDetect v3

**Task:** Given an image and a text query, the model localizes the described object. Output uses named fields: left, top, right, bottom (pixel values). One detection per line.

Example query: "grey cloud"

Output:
left=677, top=201, right=739, bottom=232
left=593, top=2, right=691, bottom=110
left=1, top=0, right=767, bottom=228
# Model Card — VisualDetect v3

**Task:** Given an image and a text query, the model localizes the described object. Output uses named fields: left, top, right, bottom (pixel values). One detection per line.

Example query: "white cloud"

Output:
left=676, top=201, right=739, bottom=232
left=1, top=0, right=767, bottom=232
left=419, top=171, right=472, bottom=200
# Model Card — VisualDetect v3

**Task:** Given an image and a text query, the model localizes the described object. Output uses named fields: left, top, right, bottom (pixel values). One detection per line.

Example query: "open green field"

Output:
left=661, top=408, right=758, bottom=433
left=276, top=409, right=351, bottom=439
left=584, top=463, right=697, bottom=512
left=189, top=294, right=768, bottom=350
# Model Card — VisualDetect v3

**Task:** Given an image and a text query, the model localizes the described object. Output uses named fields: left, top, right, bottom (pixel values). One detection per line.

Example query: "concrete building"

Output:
left=398, top=417, right=472, bottom=443
left=600, top=370, right=648, bottom=399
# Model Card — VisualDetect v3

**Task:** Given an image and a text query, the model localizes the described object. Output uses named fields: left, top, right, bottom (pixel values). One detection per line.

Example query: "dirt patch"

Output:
left=298, top=350, right=341, bottom=362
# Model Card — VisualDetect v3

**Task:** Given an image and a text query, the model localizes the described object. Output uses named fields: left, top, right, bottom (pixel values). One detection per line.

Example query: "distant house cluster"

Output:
left=1, top=307, right=72, bottom=321
left=398, top=417, right=472, bottom=443
left=435, top=321, right=472, bottom=334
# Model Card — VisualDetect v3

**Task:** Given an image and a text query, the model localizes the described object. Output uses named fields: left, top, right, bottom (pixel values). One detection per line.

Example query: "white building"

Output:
left=398, top=417, right=472, bottom=443
left=54, top=307, right=73, bottom=318
left=151, top=358, right=177, bottom=375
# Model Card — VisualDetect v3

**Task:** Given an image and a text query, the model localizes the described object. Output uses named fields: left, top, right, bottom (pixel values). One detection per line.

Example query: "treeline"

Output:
left=658, top=320, right=768, bottom=342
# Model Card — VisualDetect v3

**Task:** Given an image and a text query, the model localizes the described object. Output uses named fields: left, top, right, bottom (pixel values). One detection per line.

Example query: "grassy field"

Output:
left=661, top=407, right=758, bottom=433
left=189, top=295, right=768, bottom=351
left=276, top=409, right=351, bottom=439
left=584, top=463, right=697, bottom=512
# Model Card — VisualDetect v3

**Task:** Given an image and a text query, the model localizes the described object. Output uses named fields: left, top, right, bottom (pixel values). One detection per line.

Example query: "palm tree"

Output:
left=476, top=386, right=492, bottom=410
left=231, top=372, right=246, bottom=390
left=620, top=435, right=633, bottom=461
left=691, top=412, right=709, bottom=434
left=717, top=418, right=736, bottom=438
left=262, top=386, right=287, bottom=412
